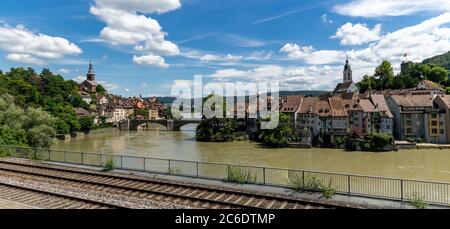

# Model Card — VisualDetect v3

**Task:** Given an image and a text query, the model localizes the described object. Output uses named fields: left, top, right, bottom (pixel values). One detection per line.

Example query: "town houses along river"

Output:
left=52, top=126, right=450, bottom=183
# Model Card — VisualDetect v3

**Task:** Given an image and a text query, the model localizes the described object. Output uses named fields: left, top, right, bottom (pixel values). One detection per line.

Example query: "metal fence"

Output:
left=1, top=145, right=449, bottom=206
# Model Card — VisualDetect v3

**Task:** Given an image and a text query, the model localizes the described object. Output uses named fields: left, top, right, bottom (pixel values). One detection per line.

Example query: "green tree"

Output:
left=427, top=66, right=449, bottom=84
left=258, top=113, right=294, bottom=148
left=374, top=60, right=395, bottom=90
left=0, top=94, right=56, bottom=148
left=96, top=84, right=107, bottom=95
left=357, top=74, right=376, bottom=93
left=79, top=116, right=94, bottom=133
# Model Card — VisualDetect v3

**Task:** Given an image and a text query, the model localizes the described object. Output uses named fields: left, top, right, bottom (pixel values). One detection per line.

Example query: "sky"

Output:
left=0, top=0, right=450, bottom=97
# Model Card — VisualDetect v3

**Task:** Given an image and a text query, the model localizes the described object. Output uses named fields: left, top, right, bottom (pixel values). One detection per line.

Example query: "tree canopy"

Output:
left=0, top=67, right=97, bottom=135
left=357, top=60, right=450, bottom=93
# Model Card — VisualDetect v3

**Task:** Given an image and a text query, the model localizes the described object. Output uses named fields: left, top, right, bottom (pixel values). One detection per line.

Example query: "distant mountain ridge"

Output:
left=422, top=51, right=450, bottom=70
left=156, top=90, right=329, bottom=105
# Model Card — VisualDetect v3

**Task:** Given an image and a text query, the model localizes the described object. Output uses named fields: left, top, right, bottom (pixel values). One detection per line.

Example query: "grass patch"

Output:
left=0, top=151, right=10, bottom=158
left=289, top=175, right=337, bottom=199
left=102, top=159, right=115, bottom=172
left=168, top=167, right=182, bottom=175
left=408, top=193, right=427, bottom=209
left=227, top=166, right=257, bottom=184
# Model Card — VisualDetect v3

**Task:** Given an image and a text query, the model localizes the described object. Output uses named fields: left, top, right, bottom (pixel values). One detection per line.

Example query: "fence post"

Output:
left=143, top=158, right=146, bottom=172
left=196, top=162, right=199, bottom=178
left=263, top=168, right=266, bottom=185
left=302, top=171, right=305, bottom=187
left=168, top=160, right=171, bottom=174
left=81, top=152, right=84, bottom=165
left=120, top=155, right=123, bottom=169
left=400, top=179, right=404, bottom=202
left=348, top=175, right=351, bottom=195
left=227, top=165, right=231, bottom=181
left=63, top=151, right=66, bottom=163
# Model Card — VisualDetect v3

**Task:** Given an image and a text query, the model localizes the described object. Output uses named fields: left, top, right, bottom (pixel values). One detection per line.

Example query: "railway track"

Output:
left=0, top=182, right=123, bottom=209
left=0, top=159, right=361, bottom=209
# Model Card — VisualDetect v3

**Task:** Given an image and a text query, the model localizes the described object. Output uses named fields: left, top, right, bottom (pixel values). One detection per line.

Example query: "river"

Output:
left=52, top=126, right=450, bottom=183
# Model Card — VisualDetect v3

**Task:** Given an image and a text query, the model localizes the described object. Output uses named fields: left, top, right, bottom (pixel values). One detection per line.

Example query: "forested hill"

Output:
left=423, top=51, right=450, bottom=70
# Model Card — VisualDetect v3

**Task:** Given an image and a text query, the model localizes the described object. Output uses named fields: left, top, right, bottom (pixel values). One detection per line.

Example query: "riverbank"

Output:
left=51, top=130, right=450, bottom=183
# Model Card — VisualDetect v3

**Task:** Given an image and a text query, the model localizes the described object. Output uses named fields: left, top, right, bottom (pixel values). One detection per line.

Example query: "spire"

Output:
left=343, top=57, right=353, bottom=83
left=344, top=57, right=351, bottom=71
left=87, top=60, right=96, bottom=81
left=88, top=60, right=94, bottom=74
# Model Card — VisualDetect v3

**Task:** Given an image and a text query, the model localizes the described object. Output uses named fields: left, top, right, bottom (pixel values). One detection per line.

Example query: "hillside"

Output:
left=423, top=51, right=450, bottom=70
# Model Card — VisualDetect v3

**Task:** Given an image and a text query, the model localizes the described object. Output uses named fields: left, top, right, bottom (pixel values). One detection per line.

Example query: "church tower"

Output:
left=87, top=61, right=95, bottom=81
left=343, top=58, right=353, bottom=83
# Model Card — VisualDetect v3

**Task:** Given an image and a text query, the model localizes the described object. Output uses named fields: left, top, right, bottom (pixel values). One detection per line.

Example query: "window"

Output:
left=432, top=129, right=438, bottom=134
left=406, top=120, right=412, bottom=126
left=431, top=114, right=437, bottom=119
left=440, top=129, right=444, bottom=134
left=431, top=121, right=438, bottom=126
left=440, top=121, right=444, bottom=126
left=406, top=128, right=412, bottom=134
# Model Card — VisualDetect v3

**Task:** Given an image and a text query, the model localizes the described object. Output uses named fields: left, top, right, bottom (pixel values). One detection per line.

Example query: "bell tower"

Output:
left=87, top=61, right=95, bottom=81
left=343, top=58, right=352, bottom=83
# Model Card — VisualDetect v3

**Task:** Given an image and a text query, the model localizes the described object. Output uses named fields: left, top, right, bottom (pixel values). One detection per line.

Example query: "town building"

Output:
left=434, top=95, right=450, bottom=143
left=148, top=97, right=165, bottom=120
left=280, top=95, right=303, bottom=131
left=333, top=58, right=359, bottom=94
left=387, top=94, right=446, bottom=143
left=79, top=61, right=98, bottom=94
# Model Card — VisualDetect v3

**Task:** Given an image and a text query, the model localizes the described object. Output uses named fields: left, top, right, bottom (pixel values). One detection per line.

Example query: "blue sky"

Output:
left=0, top=0, right=450, bottom=96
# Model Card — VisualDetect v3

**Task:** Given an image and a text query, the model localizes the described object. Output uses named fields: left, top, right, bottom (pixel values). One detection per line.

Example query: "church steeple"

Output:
left=343, top=58, right=353, bottom=83
left=87, top=60, right=95, bottom=81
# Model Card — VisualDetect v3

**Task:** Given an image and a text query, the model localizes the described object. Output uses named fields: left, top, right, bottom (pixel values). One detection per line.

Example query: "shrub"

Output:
left=168, top=167, right=182, bottom=175
left=322, top=181, right=337, bottom=199
left=227, top=166, right=257, bottom=184
left=102, top=159, right=115, bottom=172
left=289, top=175, right=337, bottom=199
left=368, top=133, right=393, bottom=151
left=409, top=193, right=427, bottom=209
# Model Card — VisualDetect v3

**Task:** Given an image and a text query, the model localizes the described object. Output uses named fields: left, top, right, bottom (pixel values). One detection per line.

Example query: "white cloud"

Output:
left=221, top=34, right=266, bottom=48
left=200, top=54, right=242, bottom=62
left=281, top=13, right=450, bottom=71
left=181, top=51, right=244, bottom=63
left=321, top=14, right=333, bottom=24
left=206, top=65, right=342, bottom=91
left=72, top=76, right=86, bottom=83
left=98, top=81, right=120, bottom=91
left=94, top=0, right=181, bottom=14
left=125, top=88, right=130, bottom=92
left=6, top=54, right=44, bottom=65
left=332, top=23, right=382, bottom=46
left=57, top=68, right=71, bottom=74
left=351, top=12, right=450, bottom=66
left=333, top=0, right=450, bottom=18
left=279, top=43, right=344, bottom=65
left=133, top=54, right=169, bottom=68
left=245, top=51, right=274, bottom=61
left=91, top=0, right=180, bottom=68
left=0, top=23, right=82, bottom=65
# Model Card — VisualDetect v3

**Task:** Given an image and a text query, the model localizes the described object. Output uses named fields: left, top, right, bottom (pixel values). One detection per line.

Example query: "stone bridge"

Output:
left=119, top=119, right=202, bottom=131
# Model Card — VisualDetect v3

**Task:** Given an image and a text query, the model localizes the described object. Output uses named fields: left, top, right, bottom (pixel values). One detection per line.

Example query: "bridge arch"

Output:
left=119, top=119, right=201, bottom=131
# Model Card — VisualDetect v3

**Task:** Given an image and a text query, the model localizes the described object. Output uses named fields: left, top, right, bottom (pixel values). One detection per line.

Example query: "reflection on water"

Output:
left=53, top=126, right=450, bottom=182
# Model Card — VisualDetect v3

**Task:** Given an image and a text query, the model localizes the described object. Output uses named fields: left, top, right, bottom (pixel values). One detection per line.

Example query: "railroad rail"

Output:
left=0, top=159, right=363, bottom=209
left=0, top=182, right=123, bottom=209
